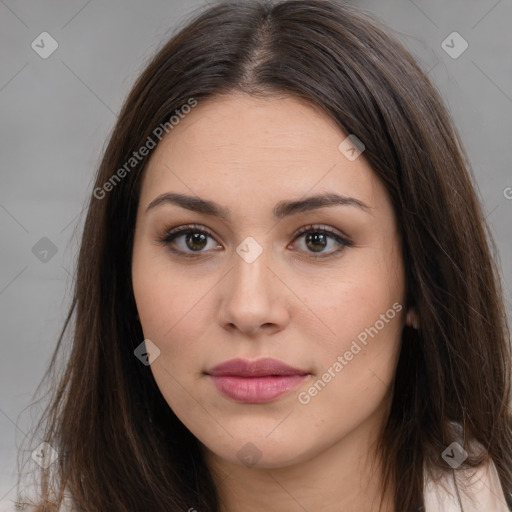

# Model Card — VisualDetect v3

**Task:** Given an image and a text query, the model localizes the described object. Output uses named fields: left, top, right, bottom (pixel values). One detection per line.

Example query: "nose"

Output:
left=217, top=245, right=290, bottom=336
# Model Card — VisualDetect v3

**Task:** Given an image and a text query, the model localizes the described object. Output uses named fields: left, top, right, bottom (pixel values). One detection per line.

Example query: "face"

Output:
left=132, top=93, right=407, bottom=469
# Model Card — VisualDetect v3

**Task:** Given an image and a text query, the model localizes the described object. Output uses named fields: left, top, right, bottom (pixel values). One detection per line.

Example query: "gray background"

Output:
left=1, top=0, right=511, bottom=507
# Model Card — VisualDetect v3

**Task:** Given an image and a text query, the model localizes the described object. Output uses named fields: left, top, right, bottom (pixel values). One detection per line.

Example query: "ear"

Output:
left=405, top=307, right=419, bottom=329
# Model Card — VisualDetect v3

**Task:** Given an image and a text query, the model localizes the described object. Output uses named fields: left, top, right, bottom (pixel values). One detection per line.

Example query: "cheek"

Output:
left=132, top=240, right=184, bottom=330
left=132, top=265, right=210, bottom=417
left=299, top=243, right=405, bottom=398
left=131, top=250, right=214, bottom=374
left=307, top=257, right=404, bottom=351
left=309, top=291, right=403, bottom=389
left=296, top=299, right=404, bottom=431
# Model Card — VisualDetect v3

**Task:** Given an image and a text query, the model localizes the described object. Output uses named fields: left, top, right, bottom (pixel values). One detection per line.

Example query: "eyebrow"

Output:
left=145, top=192, right=371, bottom=219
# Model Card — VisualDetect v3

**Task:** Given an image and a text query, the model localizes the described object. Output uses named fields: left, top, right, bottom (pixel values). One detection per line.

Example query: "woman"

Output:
left=16, top=1, right=512, bottom=510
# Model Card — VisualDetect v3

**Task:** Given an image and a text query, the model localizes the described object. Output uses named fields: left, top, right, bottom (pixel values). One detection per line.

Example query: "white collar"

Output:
left=423, top=457, right=510, bottom=511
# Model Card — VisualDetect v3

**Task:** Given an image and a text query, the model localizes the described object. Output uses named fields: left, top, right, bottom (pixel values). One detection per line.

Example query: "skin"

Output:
left=131, top=93, right=417, bottom=512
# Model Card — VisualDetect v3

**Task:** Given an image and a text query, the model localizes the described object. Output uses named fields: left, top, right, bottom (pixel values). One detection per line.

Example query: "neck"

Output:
left=203, top=409, right=394, bottom=512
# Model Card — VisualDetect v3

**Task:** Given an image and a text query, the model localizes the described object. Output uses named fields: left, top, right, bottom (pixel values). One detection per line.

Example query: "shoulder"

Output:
left=3, top=503, right=73, bottom=512
left=4, top=493, right=74, bottom=512
left=423, top=455, right=510, bottom=512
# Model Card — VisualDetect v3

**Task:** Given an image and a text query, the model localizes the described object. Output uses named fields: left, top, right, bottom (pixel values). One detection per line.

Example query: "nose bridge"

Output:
left=229, top=238, right=271, bottom=303
left=218, top=236, right=288, bottom=333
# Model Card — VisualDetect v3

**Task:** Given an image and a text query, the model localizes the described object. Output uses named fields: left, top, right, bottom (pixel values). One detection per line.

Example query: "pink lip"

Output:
left=206, top=358, right=309, bottom=403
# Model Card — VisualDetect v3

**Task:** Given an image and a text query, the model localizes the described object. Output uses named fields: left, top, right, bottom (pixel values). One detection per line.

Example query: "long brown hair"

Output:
left=17, top=1, right=512, bottom=510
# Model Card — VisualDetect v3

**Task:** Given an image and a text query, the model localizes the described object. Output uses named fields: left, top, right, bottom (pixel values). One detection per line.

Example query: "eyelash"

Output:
left=157, top=223, right=353, bottom=260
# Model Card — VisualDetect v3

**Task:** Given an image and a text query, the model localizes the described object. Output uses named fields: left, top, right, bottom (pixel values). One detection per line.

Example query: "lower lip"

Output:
left=210, top=375, right=308, bottom=403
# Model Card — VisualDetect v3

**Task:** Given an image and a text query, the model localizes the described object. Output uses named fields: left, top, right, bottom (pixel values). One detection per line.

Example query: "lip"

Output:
left=206, top=358, right=309, bottom=403
left=207, top=357, right=308, bottom=377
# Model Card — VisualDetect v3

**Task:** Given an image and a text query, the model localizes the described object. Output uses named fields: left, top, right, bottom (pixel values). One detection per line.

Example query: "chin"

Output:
left=203, top=434, right=317, bottom=470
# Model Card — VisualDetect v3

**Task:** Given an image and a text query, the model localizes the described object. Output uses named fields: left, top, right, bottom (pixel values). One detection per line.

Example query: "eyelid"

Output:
left=160, top=223, right=216, bottom=242
left=291, top=223, right=351, bottom=243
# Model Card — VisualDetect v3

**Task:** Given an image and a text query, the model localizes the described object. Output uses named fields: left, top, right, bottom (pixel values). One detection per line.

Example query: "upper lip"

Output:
left=206, top=358, right=309, bottom=377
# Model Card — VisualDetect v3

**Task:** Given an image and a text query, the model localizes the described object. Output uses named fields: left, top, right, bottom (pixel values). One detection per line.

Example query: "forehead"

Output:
left=139, top=93, right=387, bottom=214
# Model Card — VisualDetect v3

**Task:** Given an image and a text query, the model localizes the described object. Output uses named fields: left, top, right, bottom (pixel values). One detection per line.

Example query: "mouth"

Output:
left=205, top=358, right=310, bottom=403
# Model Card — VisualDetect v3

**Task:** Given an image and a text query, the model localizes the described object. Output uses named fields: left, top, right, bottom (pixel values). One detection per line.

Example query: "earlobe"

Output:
left=405, top=308, right=419, bottom=330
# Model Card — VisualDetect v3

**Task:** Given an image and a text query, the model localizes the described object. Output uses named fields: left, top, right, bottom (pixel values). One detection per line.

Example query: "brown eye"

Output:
left=291, top=225, right=353, bottom=258
left=304, top=232, right=329, bottom=252
left=183, top=232, right=208, bottom=251
left=159, top=224, right=222, bottom=257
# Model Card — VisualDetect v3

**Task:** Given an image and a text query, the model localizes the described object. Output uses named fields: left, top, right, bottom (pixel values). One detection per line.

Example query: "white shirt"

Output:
left=424, top=457, right=510, bottom=511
